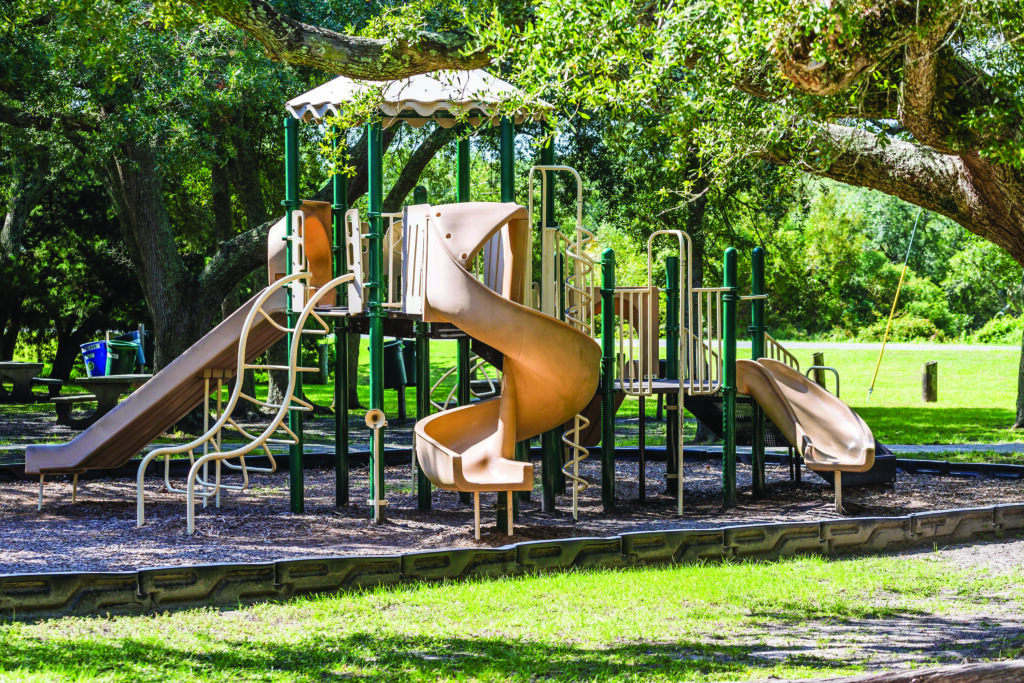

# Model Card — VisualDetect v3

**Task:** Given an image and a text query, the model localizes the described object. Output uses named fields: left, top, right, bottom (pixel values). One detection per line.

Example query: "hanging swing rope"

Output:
left=867, top=209, right=923, bottom=402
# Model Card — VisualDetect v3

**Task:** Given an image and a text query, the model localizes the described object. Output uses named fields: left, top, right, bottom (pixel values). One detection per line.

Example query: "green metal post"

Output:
left=539, top=129, right=563, bottom=509
left=664, top=255, right=680, bottom=495
left=750, top=247, right=766, bottom=498
left=498, top=117, right=523, bottom=526
left=367, top=121, right=385, bottom=519
left=283, top=117, right=304, bottom=514
left=722, top=247, right=738, bottom=508
left=331, top=126, right=349, bottom=507
left=600, top=248, right=616, bottom=511
left=456, top=135, right=472, bottom=506
left=415, top=321, right=431, bottom=510
left=413, top=184, right=431, bottom=511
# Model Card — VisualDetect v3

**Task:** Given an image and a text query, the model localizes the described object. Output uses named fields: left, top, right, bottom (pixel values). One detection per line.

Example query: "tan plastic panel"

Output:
left=414, top=202, right=601, bottom=492
left=737, top=358, right=875, bottom=473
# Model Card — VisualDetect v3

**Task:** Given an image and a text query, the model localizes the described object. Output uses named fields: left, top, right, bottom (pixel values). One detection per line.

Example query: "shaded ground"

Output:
left=3, top=452, right=1024, bottom=575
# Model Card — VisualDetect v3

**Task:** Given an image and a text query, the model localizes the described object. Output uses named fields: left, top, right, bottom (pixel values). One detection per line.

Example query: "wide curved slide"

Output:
left=736, top=358, right=874, bottom=474
left=414, top=202, right=601, bottom=494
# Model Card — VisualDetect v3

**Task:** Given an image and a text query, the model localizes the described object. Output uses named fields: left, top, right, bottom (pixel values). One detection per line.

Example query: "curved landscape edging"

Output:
left=3, top=502, right=1023, bottom=621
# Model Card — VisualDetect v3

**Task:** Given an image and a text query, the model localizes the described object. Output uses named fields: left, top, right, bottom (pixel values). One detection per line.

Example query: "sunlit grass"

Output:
left=1, top=553, right=1020, bottom=681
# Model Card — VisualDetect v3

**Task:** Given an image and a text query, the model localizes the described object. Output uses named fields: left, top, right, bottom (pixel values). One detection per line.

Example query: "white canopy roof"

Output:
left=285, top=69, right=547, bottom=128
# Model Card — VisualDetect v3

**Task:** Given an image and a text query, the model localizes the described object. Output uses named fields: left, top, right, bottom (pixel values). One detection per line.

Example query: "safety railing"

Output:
left=764, top=332, right=800, bottom=372
left=686, top=287, right=726, bottom=394
left=613, top=286, right=659, bottom=397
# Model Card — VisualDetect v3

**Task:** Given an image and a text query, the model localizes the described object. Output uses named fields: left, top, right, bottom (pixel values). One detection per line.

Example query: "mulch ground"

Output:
left=2, top=406, right=1024, bottom=575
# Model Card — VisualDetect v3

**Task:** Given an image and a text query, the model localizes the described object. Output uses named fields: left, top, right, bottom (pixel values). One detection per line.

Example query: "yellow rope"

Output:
left=867, top=209, right=922, bottom=401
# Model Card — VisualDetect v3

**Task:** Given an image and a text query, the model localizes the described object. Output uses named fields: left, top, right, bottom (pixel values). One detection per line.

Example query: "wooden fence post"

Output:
left=922, top=361, right=938, bottom=402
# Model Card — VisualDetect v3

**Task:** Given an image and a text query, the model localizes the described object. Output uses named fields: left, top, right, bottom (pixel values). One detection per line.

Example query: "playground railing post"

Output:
left=367, top=120, right=386, bottom=521
left=750, top=247, right=766, bottom=498
left=722, top=247, right=738, bottom=508
left=283, top=117, right=305, bottom=514
left=455, top=135, right=473, bottom=507
left=331, top=126, right=349, bottom=507
left=664, top=255, right=680, bottom=496
left=600, top=248, right=616, bottom=512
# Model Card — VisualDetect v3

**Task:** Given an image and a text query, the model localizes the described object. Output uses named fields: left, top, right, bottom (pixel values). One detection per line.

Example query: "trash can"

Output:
left=402, top=344, right=417, bottom=387
left=382, top=340, right=407, bottom=390
left=80, top=341, right=108, bottom=378
left=115, top=331, right=147, bottom=368
left=105, top=340, right=139, bottom=375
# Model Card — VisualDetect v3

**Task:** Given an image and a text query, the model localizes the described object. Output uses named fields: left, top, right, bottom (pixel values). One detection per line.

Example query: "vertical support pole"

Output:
left=331, top=125, right=350, bottom=507
left=722, top=247, right=738, bottom=508
left=539, top=130, right=562, bottom=509
left=664, top=255, right=680, bottom=496
left=499, top=117, right=520, bottom=530
left=456, top=135, right=472, bottom=506
left=812, top=352, right=826, bottom=386
left=750, top=247, right=766, bottom=498
left=415, top=321, right=431, bottom=510
left=283, top=117, right=304, bottom=514
left=367, top=120, right=385, bottom=520
left=413, top=184, right=431, bottom=511
left=600, top=248, right=616, bottom=512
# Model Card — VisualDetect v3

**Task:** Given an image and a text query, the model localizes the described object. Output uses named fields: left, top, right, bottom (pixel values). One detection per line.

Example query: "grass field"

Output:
left=310, top=340, right=1023, bottom=446
left=24, top=340, right=1024, bottom=449
left=771, top=343, right=1021, bottom=445
left=1, top=552, right=1020, bottom=681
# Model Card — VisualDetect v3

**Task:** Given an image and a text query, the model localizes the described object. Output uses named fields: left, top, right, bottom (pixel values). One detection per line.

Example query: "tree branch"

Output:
left=384, top=126, right=457, bottom=212
left=182, top=0, right=490, bottom=79
left=772, top=0, right=964, bottom=96
left=766, top=123, right=961, bottom=213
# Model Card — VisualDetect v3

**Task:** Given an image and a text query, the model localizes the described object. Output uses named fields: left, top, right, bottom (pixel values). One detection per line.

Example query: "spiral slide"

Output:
left=737, top=358, right=875, bottom=511
left=414, top=202, right=601, bottom=535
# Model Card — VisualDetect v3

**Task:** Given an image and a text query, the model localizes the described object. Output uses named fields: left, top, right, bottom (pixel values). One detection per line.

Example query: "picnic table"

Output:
left=0, top=362, right=62, bottom=404
left=53, top=374, right=152, bottom=429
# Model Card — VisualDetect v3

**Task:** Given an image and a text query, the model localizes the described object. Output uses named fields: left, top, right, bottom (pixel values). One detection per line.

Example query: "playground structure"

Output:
left=24, top=70, right=881, bottom=536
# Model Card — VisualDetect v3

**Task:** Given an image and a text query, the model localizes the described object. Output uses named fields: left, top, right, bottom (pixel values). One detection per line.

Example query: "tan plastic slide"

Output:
left=22, top=199, right=341, bottom=477
left=414, top=203, right=601, bottom=532
left=736, top=357, right=875, bottom=511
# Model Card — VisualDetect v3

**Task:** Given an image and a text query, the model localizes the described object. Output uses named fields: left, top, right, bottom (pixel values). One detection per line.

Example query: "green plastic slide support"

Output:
left=722, top=247, right=738, bottom=508
left=331, top=127, right=350, bottom=507
left=600, top=248, right=616, bottom=511
left=367, top=121, right=385, bottom=519
left=664, top=255, right=680, bottom=494
left=750, top=247, right=766, bottom=498
left=283, top=117, right=305, bottom=514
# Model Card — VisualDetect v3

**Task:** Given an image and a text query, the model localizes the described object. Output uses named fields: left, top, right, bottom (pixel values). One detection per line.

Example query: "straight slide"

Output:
left=414, top=203, right=601, bottom=493
left=25, top=296, right=287, bottom=476
left=736, top=358, right=875, bottom=475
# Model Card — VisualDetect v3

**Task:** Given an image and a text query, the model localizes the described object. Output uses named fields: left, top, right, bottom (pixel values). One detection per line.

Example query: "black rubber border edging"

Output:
left=3, top=503, right=1023, bottom=621
left=2, top=447, right=1022, bottom=482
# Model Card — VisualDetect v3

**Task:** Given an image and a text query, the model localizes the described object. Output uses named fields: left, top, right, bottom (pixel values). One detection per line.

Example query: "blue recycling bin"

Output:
left=80, top=341, right=108, bottom=378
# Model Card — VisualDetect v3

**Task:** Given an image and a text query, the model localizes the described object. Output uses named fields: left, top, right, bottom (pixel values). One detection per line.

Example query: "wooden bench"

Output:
left=52, top=394, right=100, bottom=430
left=31, top=377, right=63, bottom=401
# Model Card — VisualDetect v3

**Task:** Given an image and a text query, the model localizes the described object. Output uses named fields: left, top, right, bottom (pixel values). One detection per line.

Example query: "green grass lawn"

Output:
left=769, top=344, right=1021, bottom=445
left=18, top=340, right=1023, bottom=449
left=1, top=552, right=1020, bottom=681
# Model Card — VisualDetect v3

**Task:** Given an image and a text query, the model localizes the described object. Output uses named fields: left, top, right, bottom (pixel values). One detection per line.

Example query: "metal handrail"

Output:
left=805, top=365, right=841, bottom=397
